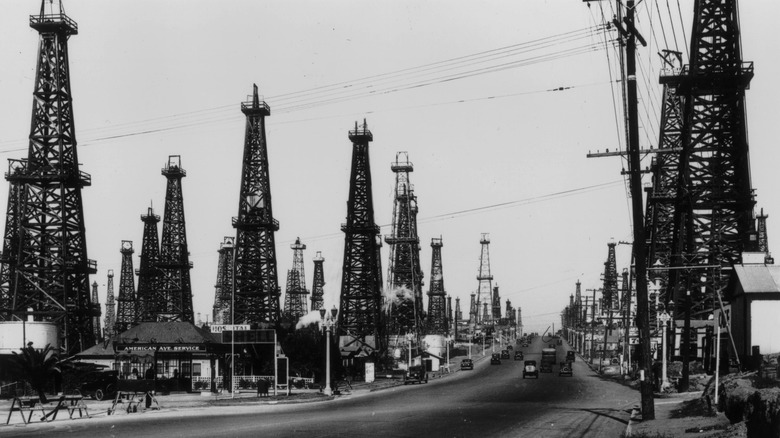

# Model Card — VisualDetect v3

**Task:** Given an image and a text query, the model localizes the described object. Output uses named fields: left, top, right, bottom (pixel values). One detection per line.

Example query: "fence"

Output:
left=191, top=375, right=314, bottom=392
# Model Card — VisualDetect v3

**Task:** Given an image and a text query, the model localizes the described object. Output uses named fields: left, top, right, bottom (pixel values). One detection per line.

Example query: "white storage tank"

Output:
left=0, top=321, right=59, bottom=355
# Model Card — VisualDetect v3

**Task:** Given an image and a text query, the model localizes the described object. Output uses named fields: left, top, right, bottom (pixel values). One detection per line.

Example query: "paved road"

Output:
left=0, top=337, right=637, bottom=437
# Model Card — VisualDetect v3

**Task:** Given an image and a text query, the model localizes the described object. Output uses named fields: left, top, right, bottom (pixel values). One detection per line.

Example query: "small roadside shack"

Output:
left=726, top=263, right=780, bottom=365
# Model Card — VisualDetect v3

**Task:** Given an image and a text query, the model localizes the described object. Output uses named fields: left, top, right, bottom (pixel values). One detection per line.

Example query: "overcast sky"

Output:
left=1, top=1, right=778, bottom=334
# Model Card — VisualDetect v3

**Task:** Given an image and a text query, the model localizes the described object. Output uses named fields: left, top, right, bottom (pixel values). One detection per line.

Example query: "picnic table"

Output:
left=5, top=394, right=89, bottom=424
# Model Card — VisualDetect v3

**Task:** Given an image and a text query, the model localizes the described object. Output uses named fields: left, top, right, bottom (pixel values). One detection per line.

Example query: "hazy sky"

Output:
left=0, top=1, right=778, bottom=334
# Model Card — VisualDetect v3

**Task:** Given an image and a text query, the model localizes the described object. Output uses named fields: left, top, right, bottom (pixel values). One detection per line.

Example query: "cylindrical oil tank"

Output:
left=0, top=321, right=59, bottom=354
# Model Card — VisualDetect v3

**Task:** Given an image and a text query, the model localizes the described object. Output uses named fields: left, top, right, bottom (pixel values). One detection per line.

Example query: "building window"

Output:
left=192, top=363, right=202, bottom=377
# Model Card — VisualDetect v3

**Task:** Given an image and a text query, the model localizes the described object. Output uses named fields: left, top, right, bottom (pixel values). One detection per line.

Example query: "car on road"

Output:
left=559, top=362, right=573, bottom=377
left=404, top=366, right=429, bottom=385
left=500, top=349, right=510, bottom=359
left=522, top=360, right=538, bottom=379
left=490, top=353, right=501, bottom=365
left=460, top=358, right=474, bottom=370
left=566, top=351, right=576, bottom=362
left=506, top=345, right=513, bottom=351
left=514, top=351, right=524, bottom=361
left=78, top=369, right=118, bottom=401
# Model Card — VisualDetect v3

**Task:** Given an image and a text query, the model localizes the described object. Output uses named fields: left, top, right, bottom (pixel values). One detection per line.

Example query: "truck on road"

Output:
left=540, top=348, right=556, bottom=373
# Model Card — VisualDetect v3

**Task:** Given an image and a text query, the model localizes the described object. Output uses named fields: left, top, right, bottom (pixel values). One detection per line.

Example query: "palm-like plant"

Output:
left=10, top=342, right=60, bottom=403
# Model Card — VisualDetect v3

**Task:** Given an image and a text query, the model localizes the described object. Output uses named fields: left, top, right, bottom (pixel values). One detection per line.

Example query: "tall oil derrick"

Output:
left=156, top=155, right=194, bottom=322
left=468, top=293, right=477, bottom=324
left=232, top=85, right=281, bottom=325
left=491, top=285, right=501, bottom=320
left=602, top=242, right=619, bottom=311
left=338, top=120, right=384, bottom=353
left=310, top=251, right=325, bottom=311
left=426, top=237, right=447, bottom=335
left=283, top=237, right=309, bottom=320
left=454, top=297, right=462, bottom=323
left=135, top=207, right=161, bottom=322
left=446, top=296, right=452, bottom=336
left=505, top=300, right=514, bottom=322
left=115, top=241, right=137, bottom=333
left=575, top=280, right=582, bottom=328
left=482, top=302, right=489, bottom=323
left=645, top=50, right=685, bottom=310
left=475, top=234, right=494, bottom=325
left=756, top=210, right=770, bottom=259
left=0, top=165, right=23, bottom=321
left=5, top=2, right=98, bottom=354
left=384, top=152, right=424, bottom=338
left=91, top=282, right=101, bottom=343
left=103, top=270, right=115, bottom=339
left=663, top=0, right=756, bottom=320
left=517, top=307, right=523, bottom=335
left=212, top=237, right=234, bottom=325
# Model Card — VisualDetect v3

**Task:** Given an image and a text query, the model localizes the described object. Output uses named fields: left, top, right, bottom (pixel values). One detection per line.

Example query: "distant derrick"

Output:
left=310, top=252, right=325, bottom=311
left=115, top=241, right=137, bottom=333
left=475, top=234, right=494, bottom=325
left=5, top=3, right=97, bottom=354
left=91, top=282, right=101, bottom=343
left=385, top=152, right=424, bottom=337
left=426, top=237, right=447, bottom=335
left=756, top=210, right=771, bottom=261
left=469, top=293, right=477, bottom=324
left=103, top=270, right=115, bottom=339
left=338, top=120, right=384, bottom=353
left=232, top=85, right=281, bottom=325
left=0, top=168, right=22, bottom=321
left=284, top=238, right=309, bottom=320
left=156, top=155, right=194, bottom=322
left=492, top=285, right=501, bottom=321
left=212, top=237, right=234, bottom=325
left=602, top=242, right=619, bottom=311
left=454, top=297, right=462, bottom=323
left=136, top=206, right=161, bottom=322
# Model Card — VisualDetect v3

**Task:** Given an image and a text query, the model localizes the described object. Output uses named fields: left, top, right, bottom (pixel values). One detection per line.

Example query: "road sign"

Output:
left=210, top=324, right=250, bottom=333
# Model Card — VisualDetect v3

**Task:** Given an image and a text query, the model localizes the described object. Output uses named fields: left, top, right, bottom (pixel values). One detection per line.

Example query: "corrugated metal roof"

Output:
left=733, top=264, right=780, bottom=294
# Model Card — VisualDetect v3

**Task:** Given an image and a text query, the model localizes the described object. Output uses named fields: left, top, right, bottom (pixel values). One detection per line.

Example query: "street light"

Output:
left=659, top=310, right=671, bottom=390
left=320, top=306, right=338, bottom=396
left=406, top=333, right=414, bottom=369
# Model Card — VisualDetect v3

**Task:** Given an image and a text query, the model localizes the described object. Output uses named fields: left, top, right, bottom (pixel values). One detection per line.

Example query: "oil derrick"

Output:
left=212, top=237, right=234, bottom=325
left=620, top=268, right=633, bottom=329
left=575, top=280, right=582, bottom=327
left=232, top=85, right=281, bottom=325
left=283, top=237, right=309, bottom=320
left=475, top=234, right=494, bottom=325
left=664, top=0, right=756, bottom=319
left=756, top=210, right=771, bottom=261
left=310, top=252, right=325, bottom=311
left=506, top=300, right=514, bottom=322
left=602, top=243, right=619, bottom=311
left=517, top=307, right=523, bottom=335
left=115, top=241, right=137, bottom=333
left=91, top=282, right=101, bottom=343
left=136, top=207, right=161, bottom=322
left=491, top=285, right=501, bottom=320
left=645, top=50, right=685, bottom=310
left=426, top=237, right=447, bottom=335
left=385, top=152, right=424, bottom=338
left=0, top=165, right=23, bottom=320
left=103, top=270, right=115, bottom=339
left=482, top=302, right=489, bottom=323
left=468, top=293, right=477, bottom=324
left=447, top=296, right=453, bottom=335
left=5, top=2, right=98, bottom=354
left=156, top=156, right=194, bottom=322
left=338, top=120, right=384, bottom=353
left=454, top=297, right=462, bottom=323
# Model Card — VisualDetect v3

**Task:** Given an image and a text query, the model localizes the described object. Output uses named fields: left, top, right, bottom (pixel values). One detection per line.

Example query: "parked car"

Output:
left=514, top=351, right=524, bottom=361
left=559, top=362, right=573, bottom=377
left=500, top=350, right=510, bottom=359
left=78, top=369, right=118, bottom=401
left=404, top=366, right=429, bottom=385
left=523, top=360, right=538, bottom=379
left=460, top=358, right=474, bottom=371
left=490, top=353, right=501, bottom=365
left=566, top=351, right=576, bottom=362
left=506, top=345, right=513, bottom=351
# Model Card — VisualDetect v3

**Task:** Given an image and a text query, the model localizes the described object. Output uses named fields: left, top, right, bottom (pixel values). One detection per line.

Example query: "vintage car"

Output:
left=559, top=362, right=573, bottom=377
left=500, top=349, right=510, bottom=359
left=404, top=366, right=429, bottom=385
left=514, top=351, right=524, bottom=361
left=78, top=369, right=118, bottom=401
left=522, top=360, right=538, bottom=379
left=490, top=353, right=501, bottom=365
left=566, top=351, right=576, bottom=363
left=460, top=358, right=474, bottom=371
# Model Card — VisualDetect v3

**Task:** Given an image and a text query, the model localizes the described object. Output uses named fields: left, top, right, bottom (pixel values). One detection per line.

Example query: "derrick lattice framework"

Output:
left=212, top=237, right=234, bottom=325
left=156, top=156, right=194, bottom=322
left=232, top=85, right=281, bottom=324
left=602, top=242, right=619, bottom=311
left=310, top=252, right=325, bottom=311
left=284, top=237, right=309, bottom=320
left=115, top=241, right=136, bottom=333
left=475, top=234, right=494, bottom=325
left=4, top=3, right=98, bottom=354
left=492, top=285, right=501, bottom=320
left=664, top=0, right=756, bottom=318
left=0, top=168, right=23, bottom=321
left=454, top=297, right=462, bottom=323
left=103, top=270, right=115, bottom=339
left=426, top=237, right=447, bottom=335
left=385, top=152, right=424, bottom=337
left=756, top=209, right=770, bottom=260
left=338, top=120, right=384, bottom=352
left=136, top=207, right=161, bottom=322
left=645, top=50, right=685, bottom=311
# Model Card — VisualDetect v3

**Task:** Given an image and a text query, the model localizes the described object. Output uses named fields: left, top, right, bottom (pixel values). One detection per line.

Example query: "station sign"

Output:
left=116, top=344, right=206, bottom=351
left=222, top=329, right=275, bottom=344
left=210, top=324, right=251, bottom=333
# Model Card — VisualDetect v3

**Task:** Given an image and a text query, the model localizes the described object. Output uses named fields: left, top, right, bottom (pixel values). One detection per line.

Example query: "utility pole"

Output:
left=582, top=0, right=654, bottom=419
